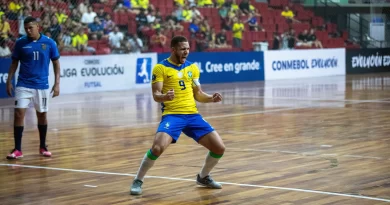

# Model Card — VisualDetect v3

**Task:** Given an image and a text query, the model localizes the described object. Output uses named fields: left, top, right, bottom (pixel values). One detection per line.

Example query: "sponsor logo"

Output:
left=136, top=58, right=152, bottom=84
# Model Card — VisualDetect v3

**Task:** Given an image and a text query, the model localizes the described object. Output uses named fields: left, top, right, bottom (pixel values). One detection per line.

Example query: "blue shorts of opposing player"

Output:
left=157, top=114, right=215, bottom=143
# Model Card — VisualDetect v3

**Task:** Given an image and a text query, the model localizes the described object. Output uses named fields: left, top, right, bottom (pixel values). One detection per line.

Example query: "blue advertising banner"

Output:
left=0, top=58, right=12, bottom=98
left=158, top=52, right=264, bottom=84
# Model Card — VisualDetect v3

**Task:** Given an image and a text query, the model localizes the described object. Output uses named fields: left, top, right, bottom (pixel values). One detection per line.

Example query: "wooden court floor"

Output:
left=0, top=73, right=389, bottom=205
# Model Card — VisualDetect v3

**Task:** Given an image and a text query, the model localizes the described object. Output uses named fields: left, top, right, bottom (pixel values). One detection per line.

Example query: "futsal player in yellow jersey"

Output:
left=130, top=36, right=226, bottom=195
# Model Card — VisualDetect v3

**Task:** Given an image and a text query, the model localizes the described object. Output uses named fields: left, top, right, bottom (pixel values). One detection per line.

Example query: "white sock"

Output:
left=135, top=152, right=156, bottom=181
left=199, top=152, right=222, bottom=178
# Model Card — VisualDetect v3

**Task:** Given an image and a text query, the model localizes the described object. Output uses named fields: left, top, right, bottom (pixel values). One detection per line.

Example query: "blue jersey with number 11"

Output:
left=12, top=34, right=60, bottom=89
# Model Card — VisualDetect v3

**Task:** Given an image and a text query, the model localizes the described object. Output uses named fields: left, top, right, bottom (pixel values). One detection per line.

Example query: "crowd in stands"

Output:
left=0, top=0, right=358, bottom=57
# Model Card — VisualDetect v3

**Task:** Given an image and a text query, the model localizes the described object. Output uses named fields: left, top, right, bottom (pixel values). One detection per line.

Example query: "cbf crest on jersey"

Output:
left=136, top=58, right=152, bottom=84
left=41, top=44, right=46, bottom=50
left=187, top=71, right=193, bottom=78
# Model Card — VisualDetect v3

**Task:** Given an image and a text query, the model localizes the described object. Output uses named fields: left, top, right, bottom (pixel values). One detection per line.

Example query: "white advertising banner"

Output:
left=48, top=53, right=157, bottom=94
left=264, top=48, right=346, bottom=80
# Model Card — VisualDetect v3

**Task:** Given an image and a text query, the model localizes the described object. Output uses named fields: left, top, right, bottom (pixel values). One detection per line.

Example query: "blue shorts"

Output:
left=156, top=114, right=215, bottom=143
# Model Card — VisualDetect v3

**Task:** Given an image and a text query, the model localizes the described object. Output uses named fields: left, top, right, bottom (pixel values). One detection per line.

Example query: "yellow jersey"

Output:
left=233, top=23, right=244, bottom=39
left=152, top=58, right=200, bottom=115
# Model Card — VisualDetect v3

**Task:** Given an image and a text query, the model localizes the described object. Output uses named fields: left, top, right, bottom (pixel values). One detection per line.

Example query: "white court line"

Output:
left=177, top=144, right=387, bottom=161
left=0, top=164, right=389, bottom=203
left=229, top=96, right=390, bottom=103
left=84, top=185, right=98, bottom=188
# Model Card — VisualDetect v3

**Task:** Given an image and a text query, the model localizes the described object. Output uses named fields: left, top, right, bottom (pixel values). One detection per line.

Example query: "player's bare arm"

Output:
left=6, top=59, right=19, bottom=97
left=51, top=59, right=60, bottom=97
left=152, top=81, right=175, bottom=102
left=193, top=84, right=222, bottom=103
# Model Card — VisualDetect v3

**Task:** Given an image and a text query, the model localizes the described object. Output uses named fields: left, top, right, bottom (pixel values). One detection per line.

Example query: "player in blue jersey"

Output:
left=130, top=36, right=225, bottom=195
left=5, top=17, right=61, bottom=160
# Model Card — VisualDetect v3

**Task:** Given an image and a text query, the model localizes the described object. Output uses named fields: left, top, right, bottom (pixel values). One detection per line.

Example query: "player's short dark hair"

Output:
left=170, top=36, right=188, bottom=48
left=24, top=16, right=38, bottom=25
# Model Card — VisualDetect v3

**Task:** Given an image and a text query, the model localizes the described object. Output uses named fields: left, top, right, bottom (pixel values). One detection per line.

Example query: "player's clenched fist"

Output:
left=212, top=93, right=222, bottom=102
left=164, top=89, right=175, bottom=101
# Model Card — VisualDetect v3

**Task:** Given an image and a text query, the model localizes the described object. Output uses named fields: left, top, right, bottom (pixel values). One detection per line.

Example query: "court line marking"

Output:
left=228, top=96, right=390, bottom=103
left=178, top=144, right=388, bottom=161
left=0, top=164, right=389, bottom=203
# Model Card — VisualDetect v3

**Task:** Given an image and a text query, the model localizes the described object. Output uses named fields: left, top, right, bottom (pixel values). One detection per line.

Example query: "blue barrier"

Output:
left=0, top=58, right=13, bottom=99
left=158, top=52, right=264, bottom=84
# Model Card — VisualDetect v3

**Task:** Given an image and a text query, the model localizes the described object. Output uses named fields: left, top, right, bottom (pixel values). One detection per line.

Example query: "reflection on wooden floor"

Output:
left=0, top=73, right=389, bottom=205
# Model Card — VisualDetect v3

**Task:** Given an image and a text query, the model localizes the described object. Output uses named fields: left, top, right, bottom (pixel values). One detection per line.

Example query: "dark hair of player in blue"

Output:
left=170, top=36, right=188, bottom=48
left=24, top=16, right=38, bottom=25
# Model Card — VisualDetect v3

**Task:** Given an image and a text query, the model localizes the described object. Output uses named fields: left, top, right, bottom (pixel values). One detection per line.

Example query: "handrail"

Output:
left=314, top=0, right=380, bottom=48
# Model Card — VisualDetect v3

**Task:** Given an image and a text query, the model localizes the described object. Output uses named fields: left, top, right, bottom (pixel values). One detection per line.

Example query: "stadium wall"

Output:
left=0, top=48, right=353, bottom=99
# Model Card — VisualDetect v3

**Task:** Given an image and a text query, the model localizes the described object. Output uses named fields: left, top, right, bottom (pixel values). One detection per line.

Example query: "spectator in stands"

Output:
left=103, top=14, right=116, bottom=34
left=198, top=0, right=213, bottom=7
left=296, top=29, right=312, bottom=47
left=55, top=8, right=68, bottom=24
left=182, top=5, right=193, bottom=22
left=215, top=28, right=231, bottom=48
left=272, top=32, right=281, bottom=50
left=41, top=15, right=51, bottom=33
left=18, top=8, right=29, bottom=37
left=207, top=28, right=216, bottom=48
left=48, top=16, right=62, bottom=41
left=308, top=28, right=323, bottom=48
left=216, top=0, right=225, bottom=8
left=147, top=9, right=156, bottom=24
left=72, top=28, right=96, bottom=53
left=88, top=16, right=104, bottom=39
left=195, top=31, right=208, bottom=52
left=81, top=6, right=96, bottom=24
left=239, top=0, right=251, bottom=15
left=63, top=16, right=82, bottom=32
left=154, top=8, right=163, bottom=23
left=188, top=18, right=200, bottom=38
left=70, top=8, right=82, bottom=24
left=8, top=0, right=22, bottom=20
left=61, top=30, right=74, bottom=49
left=108, top=26, right=124, bottom=53
left=96, top=7, right=107, bottom=22
left=128, top=33, right=143, bottom=53
left=247, top=11, right=264, bottom=31
left=173, top=5, right=184, bottom=23
left=0, top=37, right=10, bottom=57
left=149, top=28, right=166, bottom=53
left=164, top=11, right=184, bottom=31
left=232, top=16, right=244, bottom=49
left=135, top=8, right=148, bottom=39
left=190, top=5, right=203, bottom=20
left=131, top=0, right=153, bottom=12
left=0, top=15, right=12, bottom=40
left=281, top=6, right=299, bottom=23
left=174, top=0, right=185, bottom=7
left=199, top=18, right=210, bottom=33
left=286, top=29, right=296, bottom=49
left=56, top=33, right=77, bottom=52
left=78, top=0, right=89, bottom=14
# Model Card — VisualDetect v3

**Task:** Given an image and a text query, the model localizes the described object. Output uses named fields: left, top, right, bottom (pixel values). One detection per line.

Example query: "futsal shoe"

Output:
left=196, top=174, right=222, bottom=189
left=6, top=149, right=23, bottom=159
left=40, top=146, right=52, bottom=157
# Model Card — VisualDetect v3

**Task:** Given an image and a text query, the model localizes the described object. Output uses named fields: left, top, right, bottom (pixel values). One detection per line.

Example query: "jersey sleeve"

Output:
left=50, top=39, right=60, bottom=61
left=151, top=64, right=164, bottom=84
left=11, top=40, right=21, bottom=60
left=191, top=63, right=201, bottom=87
